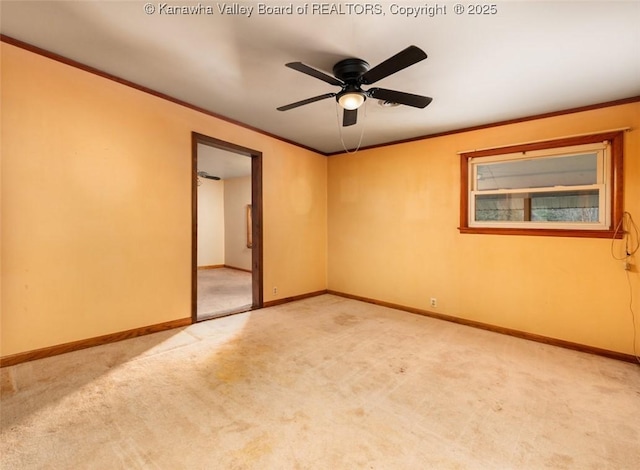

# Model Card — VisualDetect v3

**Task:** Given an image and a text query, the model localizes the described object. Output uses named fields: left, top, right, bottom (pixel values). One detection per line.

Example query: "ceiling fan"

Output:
left=197, top=170, right=220, bottom=180
left=277, top=46, right=432, bottom=127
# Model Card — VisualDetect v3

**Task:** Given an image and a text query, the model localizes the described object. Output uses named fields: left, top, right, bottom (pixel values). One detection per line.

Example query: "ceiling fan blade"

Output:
left=285, top=62, right=343, bottom=86
left=197, top=171, right=221, bottom=180
left=368, top=88, right=433, bottom=108
left=343, top=108, right=357, bottom=127
left=360, top=46, right=427, bottom=85
left=277, top=93, right=336, bottom=111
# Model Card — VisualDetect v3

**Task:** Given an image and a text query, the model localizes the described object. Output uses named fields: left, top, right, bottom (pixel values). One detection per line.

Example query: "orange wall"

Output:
left=2, top=41, right=638, bottom=359
left=1, top=43, right=328, bottom=356
left=328, top=102, right=640, bottom=355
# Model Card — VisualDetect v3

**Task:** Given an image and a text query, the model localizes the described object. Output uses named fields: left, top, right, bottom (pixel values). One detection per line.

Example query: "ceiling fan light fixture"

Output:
left=338, top=91, right=365, bottom=110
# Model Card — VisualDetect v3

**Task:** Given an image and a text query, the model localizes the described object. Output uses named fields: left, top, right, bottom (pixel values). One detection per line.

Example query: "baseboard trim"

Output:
left=0, top=317, right=192, bottom=368
left=263, top=290, right=328, bottom=308
left=327, top=290, right=638, bottom=364
left=197, top=264, right=224, bottom=270
left=197, top=265, right=251, bottom=272
left=224, top=265, right=252, bottom=273
left=5, top=292, right=634, bottom=366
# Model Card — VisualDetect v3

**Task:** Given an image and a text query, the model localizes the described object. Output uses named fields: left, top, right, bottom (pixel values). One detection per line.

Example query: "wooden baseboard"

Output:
left=0, top=317, right=192, bottom=368
left=197, top=265, right=251, bottom=272
left=2, top=285, right=321, bottom=366
left=327, top=290, right=638, bottom=364
left=263, top=290, right=328, bottom=308
left=197, top=264, right=224, bottom=270
left=224, top=265, right=252, bottom=273
left=6, top=291, right=634, bottom=366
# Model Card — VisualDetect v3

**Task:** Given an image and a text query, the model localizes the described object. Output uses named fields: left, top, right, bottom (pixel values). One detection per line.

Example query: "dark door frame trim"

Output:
left=191, top=132, right=263, bottom=322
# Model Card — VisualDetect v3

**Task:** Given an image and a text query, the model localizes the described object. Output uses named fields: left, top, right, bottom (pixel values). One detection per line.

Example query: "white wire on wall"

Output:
left=611, top=212, right=640, bottom=364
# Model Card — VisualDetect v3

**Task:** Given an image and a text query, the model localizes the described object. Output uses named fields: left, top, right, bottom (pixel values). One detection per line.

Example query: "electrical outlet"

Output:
left=430, top=298, right=437, bottom=308
left=273, top=287, right=278, bottom=295
left=624, top=261, right=637, bottom=273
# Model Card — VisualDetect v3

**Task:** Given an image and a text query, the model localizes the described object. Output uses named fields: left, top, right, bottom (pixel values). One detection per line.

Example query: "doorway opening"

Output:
left=191, top=132, right=263, bottom=321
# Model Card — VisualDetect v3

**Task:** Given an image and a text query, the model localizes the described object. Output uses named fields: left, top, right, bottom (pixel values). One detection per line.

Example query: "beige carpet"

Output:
left=2, top=295, right=639, bottom=469
left=197, top=267, right=252, bottom=320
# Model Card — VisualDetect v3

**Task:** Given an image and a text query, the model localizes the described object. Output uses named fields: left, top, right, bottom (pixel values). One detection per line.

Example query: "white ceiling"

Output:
left=2, top=1, right=639, bottom=154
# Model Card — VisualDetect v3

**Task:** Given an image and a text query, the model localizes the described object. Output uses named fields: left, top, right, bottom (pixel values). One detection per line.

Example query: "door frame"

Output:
left=191, top=132, right=263, bottom=322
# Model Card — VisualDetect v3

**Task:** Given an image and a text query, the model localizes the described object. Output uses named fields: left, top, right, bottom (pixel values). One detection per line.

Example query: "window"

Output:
left=459, top=131, right=624, bottom=238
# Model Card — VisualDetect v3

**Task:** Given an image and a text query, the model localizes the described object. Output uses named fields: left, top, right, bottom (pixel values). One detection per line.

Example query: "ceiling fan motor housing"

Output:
left=332, top=58, right=370, bottom=83
left=333, top=58, right=370, bottom=107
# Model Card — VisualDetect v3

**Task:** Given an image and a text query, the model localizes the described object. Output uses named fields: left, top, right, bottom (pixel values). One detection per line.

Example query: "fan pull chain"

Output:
left=336, top=102, right=367, bottom=154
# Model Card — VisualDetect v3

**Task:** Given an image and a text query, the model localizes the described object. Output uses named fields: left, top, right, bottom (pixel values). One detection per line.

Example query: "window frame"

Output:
left=459, top=131, right=624, bottom=238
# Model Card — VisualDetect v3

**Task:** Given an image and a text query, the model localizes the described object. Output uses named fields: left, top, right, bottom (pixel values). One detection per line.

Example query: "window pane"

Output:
left=475, top=189, right=599, bottom=223
left=475, top=194, right=525, bottom=221
left=531, top=190, right=599, bottom=222
left=476, top=153, right=597, bottom=190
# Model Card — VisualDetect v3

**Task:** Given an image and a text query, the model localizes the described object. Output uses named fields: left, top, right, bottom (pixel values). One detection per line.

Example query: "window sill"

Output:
left=458, top=226, right=621, bottom=239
